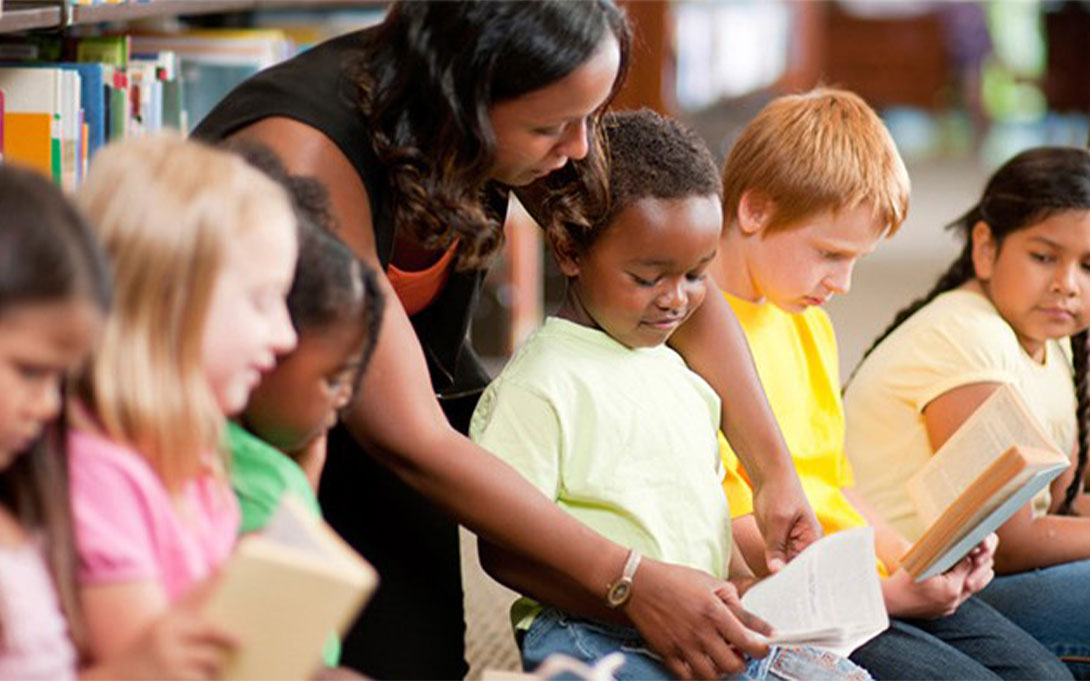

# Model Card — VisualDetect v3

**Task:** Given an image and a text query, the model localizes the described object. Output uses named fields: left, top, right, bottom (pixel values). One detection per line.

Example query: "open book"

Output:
left=740, top=527, right=888, bottom=657
left=900, top=384, right=1069, bottom=581
left=203, top=495, right=379, bottom=680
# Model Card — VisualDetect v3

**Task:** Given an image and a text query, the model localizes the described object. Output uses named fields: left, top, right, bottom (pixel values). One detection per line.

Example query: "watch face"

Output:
left=608, top=580, right=631, bottom=606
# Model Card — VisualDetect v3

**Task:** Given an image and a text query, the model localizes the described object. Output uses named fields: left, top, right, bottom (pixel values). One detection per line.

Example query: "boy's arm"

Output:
left=669, top=289, right=820, bottom=570
left=731, top=514, right=771, bottom=580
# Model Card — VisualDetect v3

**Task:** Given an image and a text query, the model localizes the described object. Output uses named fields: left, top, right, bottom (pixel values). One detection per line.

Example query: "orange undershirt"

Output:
left=386, top=240, right=459, bottom=317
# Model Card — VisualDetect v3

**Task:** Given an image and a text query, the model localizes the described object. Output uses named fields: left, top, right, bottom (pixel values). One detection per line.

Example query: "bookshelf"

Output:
left=0, top=1, right=383, bottom=33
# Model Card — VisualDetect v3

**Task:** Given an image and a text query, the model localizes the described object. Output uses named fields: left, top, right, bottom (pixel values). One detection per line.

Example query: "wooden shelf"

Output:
left=0, top=0, right=383, bottom=33
left=0, top=3, right=60, bottom=31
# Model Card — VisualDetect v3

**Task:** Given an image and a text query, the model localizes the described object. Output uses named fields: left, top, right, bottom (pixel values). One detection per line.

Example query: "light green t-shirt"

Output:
left=470, top=317, right=731, bottom=628
left=226, top=421, right=340, bottom=667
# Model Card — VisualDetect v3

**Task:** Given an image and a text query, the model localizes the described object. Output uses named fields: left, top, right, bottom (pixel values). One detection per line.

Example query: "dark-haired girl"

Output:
left=844, top=146, right=1090, bottom=678
left=195, top=3, right=819, bottom=678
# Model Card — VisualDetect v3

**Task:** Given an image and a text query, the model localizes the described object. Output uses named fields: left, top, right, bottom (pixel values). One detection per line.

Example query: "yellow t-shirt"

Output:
left=843, top=289, right=1076, bottom=541
left=718, top=293, right=888, bottom=576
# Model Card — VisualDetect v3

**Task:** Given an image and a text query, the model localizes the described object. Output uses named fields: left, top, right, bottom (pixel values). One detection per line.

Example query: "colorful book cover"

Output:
left=76, top=35, right=129, bottom=69
left=4, top=112, right=52, bottom=177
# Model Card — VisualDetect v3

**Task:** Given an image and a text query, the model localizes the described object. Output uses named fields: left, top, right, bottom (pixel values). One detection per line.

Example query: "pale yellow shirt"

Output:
left=843, top=289, right=1076, bottom=541
left=717, top=294, right=887, bottom=575
left=470, top=317, right=731, bottom=627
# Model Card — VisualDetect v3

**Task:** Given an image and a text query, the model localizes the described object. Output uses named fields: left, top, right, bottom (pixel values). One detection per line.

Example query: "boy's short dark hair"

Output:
left=546, top=109, right=721, bottom=255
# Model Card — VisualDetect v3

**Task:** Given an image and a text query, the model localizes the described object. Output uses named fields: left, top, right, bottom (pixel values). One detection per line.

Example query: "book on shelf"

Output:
left=900, top=383, right=1069, bottom=581
left=740, top=526, right=888, bottom=657
left=203, top=494, right=378, bottom=681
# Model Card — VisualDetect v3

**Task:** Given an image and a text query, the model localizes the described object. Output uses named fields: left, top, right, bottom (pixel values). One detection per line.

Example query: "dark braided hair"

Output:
left=853, top=146, right=1090, bottom=515
left=354, top=0, right=630, bottom=270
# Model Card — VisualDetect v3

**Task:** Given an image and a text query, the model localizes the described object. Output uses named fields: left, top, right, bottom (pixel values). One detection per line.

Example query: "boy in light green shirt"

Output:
left=470, top=110, right=870, bottom=681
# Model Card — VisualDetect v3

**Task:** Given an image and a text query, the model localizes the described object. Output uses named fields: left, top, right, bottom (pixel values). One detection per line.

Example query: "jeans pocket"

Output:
left=765, top=647, right=872, bottom=681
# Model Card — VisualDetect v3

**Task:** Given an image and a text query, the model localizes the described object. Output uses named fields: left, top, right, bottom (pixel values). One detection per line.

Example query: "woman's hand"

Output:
left=624, top=559, right=771, bottom=680
left=752, top=471, right=823, bottom=572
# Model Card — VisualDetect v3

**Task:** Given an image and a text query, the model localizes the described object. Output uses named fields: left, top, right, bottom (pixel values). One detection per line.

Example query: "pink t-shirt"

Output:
left=0, top=540, right=76, bottom=680
left=69, top=429, right=239, bottom=601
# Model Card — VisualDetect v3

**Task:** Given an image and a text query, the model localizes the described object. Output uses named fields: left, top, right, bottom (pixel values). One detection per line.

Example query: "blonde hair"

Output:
left=75, top=133, right=295, bottom=491
left=722, top=87, right=910, bottom=237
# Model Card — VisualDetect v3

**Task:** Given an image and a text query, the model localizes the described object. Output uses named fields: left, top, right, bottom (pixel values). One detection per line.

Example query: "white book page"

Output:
left=909, top=385, right=1058, bottom=524
left=260, top=494, right=326, bottom=556
left=740, top=527, right=888, bottom=656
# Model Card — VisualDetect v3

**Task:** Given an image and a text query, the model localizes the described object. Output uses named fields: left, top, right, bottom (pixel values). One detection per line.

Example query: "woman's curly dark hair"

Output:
left=354, top=0, right=630, bottom=271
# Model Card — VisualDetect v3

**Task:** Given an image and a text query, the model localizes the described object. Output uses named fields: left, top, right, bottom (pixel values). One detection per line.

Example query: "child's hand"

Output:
left=92, top=575, right=238, bottom=681
left=882, top=560, right=974, bottom=619
left=961, top=533, right=998, bottom=596
left=726, top=574, right=761, bottom=598
left=292, top=432, right=328, bottom=491
left=713, top=581, right=772, bottom=634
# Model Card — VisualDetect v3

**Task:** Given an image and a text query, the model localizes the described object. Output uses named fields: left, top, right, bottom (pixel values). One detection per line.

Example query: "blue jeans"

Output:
left=849, top=596, right=1072, bottom=680
left=977, top=559, right=1090, bottom=679
left=521, top=608, right=871, bottom=681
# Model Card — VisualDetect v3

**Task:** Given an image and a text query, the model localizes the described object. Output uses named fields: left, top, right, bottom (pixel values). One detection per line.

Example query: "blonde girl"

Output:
left=68, top=134, right=298, bottom=669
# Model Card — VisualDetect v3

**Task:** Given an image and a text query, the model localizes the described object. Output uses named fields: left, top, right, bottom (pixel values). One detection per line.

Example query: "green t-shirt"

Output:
left=226, top=421, right=340, bottom=667
left=470, top=317, right=731, bottom=628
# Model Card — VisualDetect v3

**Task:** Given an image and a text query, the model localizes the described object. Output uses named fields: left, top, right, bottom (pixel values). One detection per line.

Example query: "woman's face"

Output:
left=487, top=34, right=621, bottom=187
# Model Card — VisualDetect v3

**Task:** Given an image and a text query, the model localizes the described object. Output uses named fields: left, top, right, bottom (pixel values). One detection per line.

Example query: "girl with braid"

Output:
left=844, top=146, right=1090, bottom=678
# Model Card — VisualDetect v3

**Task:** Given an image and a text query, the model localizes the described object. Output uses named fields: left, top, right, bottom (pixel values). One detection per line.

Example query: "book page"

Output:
left=740, top=527, right=888, bottom=656
left=909, top=385, right=1058, bottom=524
left=261, top=494, right=328, bottom=557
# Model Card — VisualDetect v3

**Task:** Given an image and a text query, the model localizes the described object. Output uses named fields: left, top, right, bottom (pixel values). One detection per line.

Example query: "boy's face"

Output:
left=241, top=321, right=366, bottom=455
left=558, top=195, right=721, bottom=348
left=744, top=202, right=884, bottom=313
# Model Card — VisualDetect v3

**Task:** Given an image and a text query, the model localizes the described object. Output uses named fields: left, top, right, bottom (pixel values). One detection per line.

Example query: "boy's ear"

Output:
left=737, top=190, right=774, bottom=236
left=548, top=233, right=582, bottom=278
left=970, top=221, right=997, bottom=280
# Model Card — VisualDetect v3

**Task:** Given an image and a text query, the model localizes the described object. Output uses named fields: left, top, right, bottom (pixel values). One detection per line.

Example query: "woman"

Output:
left=195, top=3, right=818, bottom=679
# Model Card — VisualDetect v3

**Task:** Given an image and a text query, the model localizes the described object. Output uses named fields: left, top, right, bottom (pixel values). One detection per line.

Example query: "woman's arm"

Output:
left=669, top=287, right=821, bottom=570
left=924, top=382, right=1090, bottom=572
left=228, top=118, right=768, bottom=679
